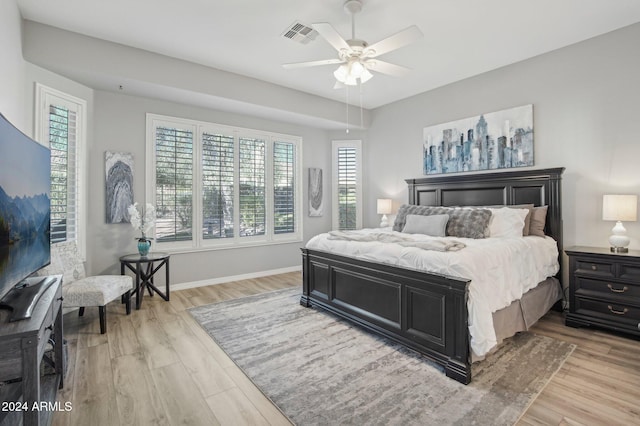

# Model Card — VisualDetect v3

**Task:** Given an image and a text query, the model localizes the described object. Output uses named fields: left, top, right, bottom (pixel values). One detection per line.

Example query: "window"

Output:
left=35, top=84, right=87, bottom=257
left=332, top=140, right=362, bottom=230
left=147, top=114, right=302, bottom=251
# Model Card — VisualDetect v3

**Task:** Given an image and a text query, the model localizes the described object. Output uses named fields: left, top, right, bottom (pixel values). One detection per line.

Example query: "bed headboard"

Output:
left=405, top=167, right=565, bottom=277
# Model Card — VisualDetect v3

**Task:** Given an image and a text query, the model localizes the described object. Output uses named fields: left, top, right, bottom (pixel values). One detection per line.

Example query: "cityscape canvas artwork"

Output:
left=105, top=151, right=134, bottom=223
left=423, top=104, right=534, bottom=175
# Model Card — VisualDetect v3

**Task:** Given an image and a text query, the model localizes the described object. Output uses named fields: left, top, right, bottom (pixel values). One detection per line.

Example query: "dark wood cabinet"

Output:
left=0, top=276, right=65, bottom=426
left=565, top=246, right=640, bottom=337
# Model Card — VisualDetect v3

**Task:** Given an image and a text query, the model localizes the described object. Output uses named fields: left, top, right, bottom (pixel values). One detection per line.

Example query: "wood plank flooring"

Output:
left=51, top=272, right=640, bottom=425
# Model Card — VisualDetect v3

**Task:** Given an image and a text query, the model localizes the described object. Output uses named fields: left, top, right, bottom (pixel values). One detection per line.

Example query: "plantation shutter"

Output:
left=337, top=146, right=358, bottom=230
left=239, top=137, right=265, bottom=237
left=202, top=132, right=235, bottom=239
left=154, top=126, right=193, bottom=242
left=273, top=142, right=295, bottom=234
left=48, top=105, right=77, bottom=243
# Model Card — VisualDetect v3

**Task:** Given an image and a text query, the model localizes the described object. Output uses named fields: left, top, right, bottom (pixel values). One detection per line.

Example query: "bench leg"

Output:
left=99, top=306, right=107, bottom=334
left=79, top=307, right=85, bottom=316
left=125, top=291, right=132, bottom=315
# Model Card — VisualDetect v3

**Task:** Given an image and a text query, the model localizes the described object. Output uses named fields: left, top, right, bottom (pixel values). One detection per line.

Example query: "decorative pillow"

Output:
left=393, top=204, right=492, bottom=239
left=402, top=214, right=449, bottom=237
left=487, top=207, right=529, bottom=238
left=528, top=205, right=548, bottom=237
left=468, top=203, right=534, bottom=235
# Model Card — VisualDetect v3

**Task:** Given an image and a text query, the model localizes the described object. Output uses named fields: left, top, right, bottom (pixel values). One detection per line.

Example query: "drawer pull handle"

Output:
left=46, top=324, right=54, bottom=331
left=607, top=284, right=628, bottom=293
left=591, top=265, right=597, bottom=271
left=607, top=305, right=628, bottom=315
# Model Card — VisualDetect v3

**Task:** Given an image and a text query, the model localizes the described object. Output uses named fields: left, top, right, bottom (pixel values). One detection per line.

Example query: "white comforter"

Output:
left=305, top=228, right=560, bottom=357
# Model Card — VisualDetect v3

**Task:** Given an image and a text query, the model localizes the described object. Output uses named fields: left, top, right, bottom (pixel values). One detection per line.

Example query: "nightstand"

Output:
left=565, top=246, right=640, bottom=337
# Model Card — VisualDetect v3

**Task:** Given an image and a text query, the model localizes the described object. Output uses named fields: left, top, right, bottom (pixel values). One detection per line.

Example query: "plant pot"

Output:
left=137, top=238, right=152, bottom=256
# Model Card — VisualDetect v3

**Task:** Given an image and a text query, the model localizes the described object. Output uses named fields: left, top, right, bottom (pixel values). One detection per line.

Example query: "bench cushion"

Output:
left=62, top=275, right=133, bottom=307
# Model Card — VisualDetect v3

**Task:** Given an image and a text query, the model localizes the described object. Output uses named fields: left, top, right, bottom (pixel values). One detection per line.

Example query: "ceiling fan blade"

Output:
left=366, top=60, right=411, bottom=77
left=312, top=22, right=351, bottom=52
left=364, top=25, right=423, bottom=58
left=282, top=58, right=344, bottom=69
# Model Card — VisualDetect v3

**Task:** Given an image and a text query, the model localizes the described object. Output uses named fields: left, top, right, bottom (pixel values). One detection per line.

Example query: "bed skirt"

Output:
left=474, top=277, right=562, bottom=362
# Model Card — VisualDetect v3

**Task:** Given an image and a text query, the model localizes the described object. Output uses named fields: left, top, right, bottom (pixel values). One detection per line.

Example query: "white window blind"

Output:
left=154, top=126, right=194, bottom=242
left=147, top=114, right=302, bottom=251
left=332, top=140, right=362, bottom=231
left=273, top=142, right=295, bottom=234
left=48, top=105, right=77, bottom=243
left=35, top=84, right=87, bottom=258
left=202, top=132, right=234, bottom=239
left=239, top=137, right=266, bottom=237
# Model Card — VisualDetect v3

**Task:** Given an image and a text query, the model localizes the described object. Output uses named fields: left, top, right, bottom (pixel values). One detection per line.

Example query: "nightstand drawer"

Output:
left=619, top=263, right=640, bottom=281
left=574, top=258, right=615, bottom=278
left=575, top=277, right=640, bottom=299
left=574, top=297, right=640, bottom=324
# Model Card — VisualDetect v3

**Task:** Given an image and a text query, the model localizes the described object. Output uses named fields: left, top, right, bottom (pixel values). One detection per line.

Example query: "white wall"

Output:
left=90, top=90, right=332, bottom=282
left=366, top=23, right=640, bottom=254
left=0, top=0, right=27, bottom=131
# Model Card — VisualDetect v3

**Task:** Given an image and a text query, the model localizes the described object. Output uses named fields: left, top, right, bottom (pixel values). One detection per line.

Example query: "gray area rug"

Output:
left=189, top=288, right=574, bottom=426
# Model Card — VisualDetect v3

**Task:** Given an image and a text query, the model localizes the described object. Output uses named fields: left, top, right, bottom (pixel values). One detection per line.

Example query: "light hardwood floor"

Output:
left=51, top=272, right=639, bottom=426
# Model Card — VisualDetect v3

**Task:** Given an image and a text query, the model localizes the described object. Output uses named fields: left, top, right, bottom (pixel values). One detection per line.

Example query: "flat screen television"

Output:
left=0, top=112, right=53, bottom=321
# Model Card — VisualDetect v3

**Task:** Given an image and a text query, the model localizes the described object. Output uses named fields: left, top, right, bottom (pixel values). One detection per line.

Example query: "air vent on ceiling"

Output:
left=282, top=21, right=318, bottom=44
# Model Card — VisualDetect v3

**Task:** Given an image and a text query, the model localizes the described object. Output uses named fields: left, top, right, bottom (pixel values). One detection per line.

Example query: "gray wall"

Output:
left=6, top=0, right=640, bottom=284
left=90, top=91, right=332, bottom=281
left=366, top=23, right=640, bottom=255
left=0, top=0, right=28, bottom=131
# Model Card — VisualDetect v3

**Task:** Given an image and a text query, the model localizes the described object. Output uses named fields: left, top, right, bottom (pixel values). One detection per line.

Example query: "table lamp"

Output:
left=602, top=194, right=638, bottom=253
left=377, top=199, right=392, bottom=228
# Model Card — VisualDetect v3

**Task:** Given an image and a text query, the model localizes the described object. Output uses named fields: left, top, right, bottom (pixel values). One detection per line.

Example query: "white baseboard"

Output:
left=171, top=265, right=302, bottom=292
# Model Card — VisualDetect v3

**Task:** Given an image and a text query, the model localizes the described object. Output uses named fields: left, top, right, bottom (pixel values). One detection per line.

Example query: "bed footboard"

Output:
left=301, top=248, right=472, bottom=384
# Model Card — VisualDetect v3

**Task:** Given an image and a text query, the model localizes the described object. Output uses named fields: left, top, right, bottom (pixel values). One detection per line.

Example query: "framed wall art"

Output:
left=105, top=151, right=134, bottom=223
left=423, top=104, right=533, bottom=175
left=308, top=167, right=324, bottom=217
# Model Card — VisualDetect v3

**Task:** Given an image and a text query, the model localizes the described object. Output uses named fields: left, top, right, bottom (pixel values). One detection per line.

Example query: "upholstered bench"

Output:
left=39, top=241, right=133, bottom=334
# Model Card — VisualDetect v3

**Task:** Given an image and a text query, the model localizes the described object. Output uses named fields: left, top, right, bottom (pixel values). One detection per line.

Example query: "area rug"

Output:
left=189, top=288, right=574, bottom=425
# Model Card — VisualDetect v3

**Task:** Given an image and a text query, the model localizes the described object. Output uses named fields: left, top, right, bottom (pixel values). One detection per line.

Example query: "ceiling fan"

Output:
left=282, top=0, right=423, bottom=86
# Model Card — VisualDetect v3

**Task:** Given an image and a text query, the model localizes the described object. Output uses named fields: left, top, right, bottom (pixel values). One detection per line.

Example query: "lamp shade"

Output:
left=377, top=199, right=392, bottom=215
left=602, top=194, right=638, bottom=221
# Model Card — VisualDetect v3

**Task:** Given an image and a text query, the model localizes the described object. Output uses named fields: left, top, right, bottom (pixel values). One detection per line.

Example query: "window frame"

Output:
left=34, top=83, right=87, bottom=259
left=332, top=139, right=363, bottom=230
left=146, top=114, right=303, bottom=253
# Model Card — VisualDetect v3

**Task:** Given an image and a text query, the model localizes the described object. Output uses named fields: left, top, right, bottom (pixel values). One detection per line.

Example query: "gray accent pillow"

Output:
left=528, top=205, right=548, bottom=237
left=393, top=204, right=492, bottom=239
left=402, top=214, right=449, bottom=237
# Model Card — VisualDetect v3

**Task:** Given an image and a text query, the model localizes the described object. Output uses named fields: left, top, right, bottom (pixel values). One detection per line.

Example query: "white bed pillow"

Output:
left=402, top=214, right=449, bottom=237
left=488, top=207, right=529, bottom=238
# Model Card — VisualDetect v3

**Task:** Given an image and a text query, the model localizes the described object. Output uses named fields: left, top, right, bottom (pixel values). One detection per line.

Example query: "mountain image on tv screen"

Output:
left=0, top=113, right=51, bottom=299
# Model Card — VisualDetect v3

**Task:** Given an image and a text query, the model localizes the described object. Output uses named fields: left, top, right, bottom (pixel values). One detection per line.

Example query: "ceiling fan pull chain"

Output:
left=359, top=81, right=363, bottom=129
left=345, top=85, right=350, bottom=134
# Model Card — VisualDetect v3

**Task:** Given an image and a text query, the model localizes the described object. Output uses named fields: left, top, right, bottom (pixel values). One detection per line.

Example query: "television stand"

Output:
left=0, top=275, right=64, bottom=426
left=0, top=276, right=57, bottom=322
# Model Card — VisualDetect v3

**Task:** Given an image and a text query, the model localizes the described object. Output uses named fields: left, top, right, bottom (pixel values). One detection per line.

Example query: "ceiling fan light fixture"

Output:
left=333, top=64, right=349, bottom=82
left=350, top=60, right=365, bottom=76
left=360, top=67, right=373, bottom=83
left=333, top=59, right=372, bottom=85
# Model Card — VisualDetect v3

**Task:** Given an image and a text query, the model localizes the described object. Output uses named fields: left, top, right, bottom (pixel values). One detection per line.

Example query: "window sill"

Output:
left=153, top=237, right=304, bottom=256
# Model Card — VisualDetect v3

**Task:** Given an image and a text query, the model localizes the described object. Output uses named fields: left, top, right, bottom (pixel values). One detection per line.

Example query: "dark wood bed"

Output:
left=300, top=167, right=564, bottom=384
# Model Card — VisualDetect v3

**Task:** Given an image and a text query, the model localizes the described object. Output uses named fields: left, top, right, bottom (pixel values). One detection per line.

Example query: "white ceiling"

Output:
left=16, top=0, right=640, bottom=110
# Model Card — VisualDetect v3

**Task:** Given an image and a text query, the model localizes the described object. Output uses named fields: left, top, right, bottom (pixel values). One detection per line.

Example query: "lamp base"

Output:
left=379, top=214, right=389, bottom=228
left=610, top=246, right=629, bottom=253
left=609, top=221, right=630, bottom=253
